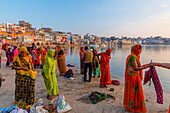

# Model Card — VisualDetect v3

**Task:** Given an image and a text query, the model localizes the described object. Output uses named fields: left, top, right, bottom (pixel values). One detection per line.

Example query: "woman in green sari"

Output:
left=41, top=49, right=59, bottom=100
left=90, top=47, right=101, bottom=77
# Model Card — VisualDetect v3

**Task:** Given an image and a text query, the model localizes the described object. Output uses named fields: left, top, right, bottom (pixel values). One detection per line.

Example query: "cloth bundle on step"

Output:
left=89, top=91, right=115, bottom=104
left=144, top=66, right=163, bottom=104
left=111, top=80, right=120, bottom=85
left=65, top=69, right=74, bottom=78
left=66, top=64, right=75, bottom=67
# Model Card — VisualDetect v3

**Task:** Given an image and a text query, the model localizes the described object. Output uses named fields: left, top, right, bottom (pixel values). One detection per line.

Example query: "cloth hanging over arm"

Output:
left=144, top=66, right=163, bottom=104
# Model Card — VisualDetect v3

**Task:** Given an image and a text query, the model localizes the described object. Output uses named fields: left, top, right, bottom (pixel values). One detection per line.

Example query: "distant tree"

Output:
left=111, top=36, right=117, bottom=40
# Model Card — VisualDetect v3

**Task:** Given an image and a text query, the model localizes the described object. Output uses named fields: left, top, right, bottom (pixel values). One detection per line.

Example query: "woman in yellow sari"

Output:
left=56, top=45, right=67, bottom=76
left=123, top=44, right=150, bottom=113
left=12, top=47, right=37, bottom=109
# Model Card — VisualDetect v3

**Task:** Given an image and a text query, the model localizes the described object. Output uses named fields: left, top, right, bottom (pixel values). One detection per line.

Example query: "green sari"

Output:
left=41, top=49, right=59, bottom=95
left=93, top=56, right=101, bottom=76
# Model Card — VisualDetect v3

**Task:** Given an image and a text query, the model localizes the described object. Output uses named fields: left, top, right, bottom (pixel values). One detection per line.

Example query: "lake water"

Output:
left=64, top=45, right=170, bottom=93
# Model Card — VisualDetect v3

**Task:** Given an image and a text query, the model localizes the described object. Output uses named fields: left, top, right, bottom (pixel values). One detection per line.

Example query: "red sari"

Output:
left=123, top=53, right=147, bottom=113
left=79, top=47, right=84, bottom=74
left=36, top=48, right=41, bottom=66
left=100, top=52, right=111, bottom=85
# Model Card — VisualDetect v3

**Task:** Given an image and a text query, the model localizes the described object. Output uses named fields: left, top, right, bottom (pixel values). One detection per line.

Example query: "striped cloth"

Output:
left=144, top=66, right=163, bottom=104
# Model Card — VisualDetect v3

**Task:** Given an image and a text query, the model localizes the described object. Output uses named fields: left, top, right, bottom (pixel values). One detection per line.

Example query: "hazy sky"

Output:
left=1, top=0, right=170, bottom=38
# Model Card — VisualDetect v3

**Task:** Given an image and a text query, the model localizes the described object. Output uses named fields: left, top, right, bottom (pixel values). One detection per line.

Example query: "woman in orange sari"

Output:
left=123, top=44, right=150, bottom=113
left=98, top=48, right=112, bottom=88
left=79, top=47, right=85, bottom=74
left=40, top=47, right=47, bottom=68
left=56, top=45, right=67, bottom=76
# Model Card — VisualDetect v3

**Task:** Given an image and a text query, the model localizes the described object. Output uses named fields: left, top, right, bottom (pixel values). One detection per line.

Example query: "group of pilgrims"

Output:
left=0, top=43, right=170, bottom=112
left=0, top=43, right=67, bottom=109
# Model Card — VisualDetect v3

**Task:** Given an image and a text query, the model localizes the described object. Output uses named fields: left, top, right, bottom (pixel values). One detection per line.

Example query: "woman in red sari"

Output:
left=79, top=47, right=85, bottom=74
left=123, top=44, right=150, bottom=113
left=98, top=48, right=112, bottom=88
left=36, top=47, right=41, bottom=67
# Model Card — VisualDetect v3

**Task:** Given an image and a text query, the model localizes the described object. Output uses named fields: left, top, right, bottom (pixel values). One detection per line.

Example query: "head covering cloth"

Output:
left=106, top=48, right=112, bottom=54
left=80, top=47, right=85, bottom=53
left=19, top=47, right=30, bottom=55
left=131, top=44, right=141, bottom=58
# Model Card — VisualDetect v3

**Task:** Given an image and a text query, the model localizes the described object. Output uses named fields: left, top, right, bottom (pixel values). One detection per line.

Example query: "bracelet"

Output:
left=144, top=65, right=148, bottom=69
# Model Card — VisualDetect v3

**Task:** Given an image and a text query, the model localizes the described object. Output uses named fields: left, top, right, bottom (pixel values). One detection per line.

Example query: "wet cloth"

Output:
left=12, top=47, right=37, bottom=109
left=144, top=66, right=163, bottom=104
left=100, top=52, right=111, bottom=85
left=41, top=49, right=59, bottom=96
left=123, top=53, right=147, bottom=113
left=89, top=91, right=115, bottom=104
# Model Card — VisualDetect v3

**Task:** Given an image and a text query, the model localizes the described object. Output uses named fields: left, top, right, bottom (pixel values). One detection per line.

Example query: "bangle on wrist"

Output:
left=144, top=65, right=147, bottom=69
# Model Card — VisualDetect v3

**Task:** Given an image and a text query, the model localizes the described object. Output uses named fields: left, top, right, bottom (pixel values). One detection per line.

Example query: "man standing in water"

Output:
left=82, top=46, right=93, bottom=82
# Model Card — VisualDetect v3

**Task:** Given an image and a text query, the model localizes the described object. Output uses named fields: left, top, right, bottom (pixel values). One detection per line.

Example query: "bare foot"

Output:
left=104, top=85, right=108, bottom=88
left=54, top=94, right=59, bottom=98
left=100, top=85, right=105, bottom=88
left=47, top=95, right=52, bottom=100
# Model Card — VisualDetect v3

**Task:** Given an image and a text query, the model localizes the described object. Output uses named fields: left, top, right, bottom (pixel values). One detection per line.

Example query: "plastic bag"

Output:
left=0, top=105, right=18, bottom=113
left=10, top=108, right=28, bottom=113
left=35, top=106, right=48, bottom=113
left=50, top=94, right=72, bottom=113
left=30, top=98, right=43, bottom=113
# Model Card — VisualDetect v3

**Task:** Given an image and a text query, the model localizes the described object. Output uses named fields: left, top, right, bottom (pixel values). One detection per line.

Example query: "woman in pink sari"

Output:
left=11, top=46, right=19, bottom=63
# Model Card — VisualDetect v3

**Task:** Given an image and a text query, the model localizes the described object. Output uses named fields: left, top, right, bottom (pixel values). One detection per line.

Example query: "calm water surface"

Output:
left=64, top=45, right=170, bottom=93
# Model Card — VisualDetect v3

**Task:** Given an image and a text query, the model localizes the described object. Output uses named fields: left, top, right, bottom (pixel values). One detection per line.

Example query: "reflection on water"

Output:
left=65, top=45, right=170, bottom=93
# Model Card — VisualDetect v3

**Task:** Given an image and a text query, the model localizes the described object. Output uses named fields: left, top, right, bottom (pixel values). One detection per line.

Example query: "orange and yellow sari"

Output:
left=56, top=45, right=67, bottom=76
left=123, top=45, right=147, bottom=113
